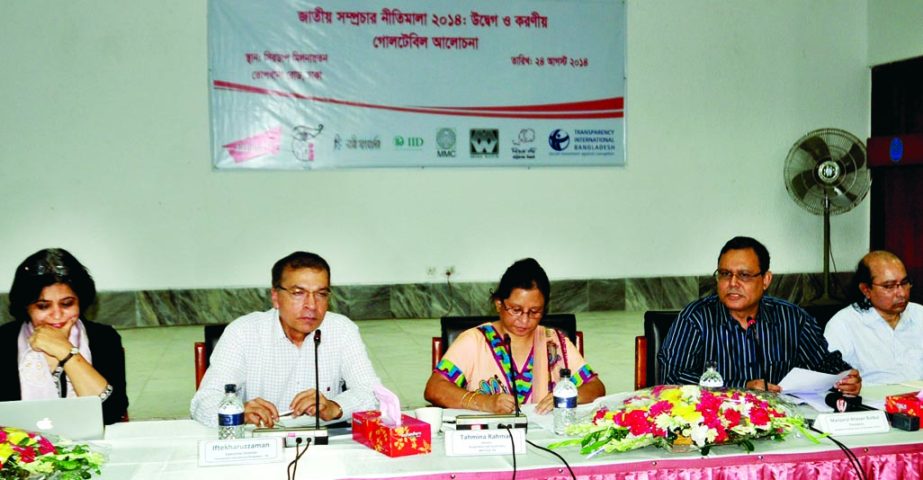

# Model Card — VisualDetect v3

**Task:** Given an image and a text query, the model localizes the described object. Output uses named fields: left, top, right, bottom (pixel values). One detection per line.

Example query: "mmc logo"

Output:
left=470, top=129, right=499, bottom=158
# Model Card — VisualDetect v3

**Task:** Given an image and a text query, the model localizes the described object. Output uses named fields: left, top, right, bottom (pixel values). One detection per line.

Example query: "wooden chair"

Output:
left=431, top=314, right=584, bottom=370
left=634, top=310, right=679, bottom=390
left=194, top=324, right=228, bottom=389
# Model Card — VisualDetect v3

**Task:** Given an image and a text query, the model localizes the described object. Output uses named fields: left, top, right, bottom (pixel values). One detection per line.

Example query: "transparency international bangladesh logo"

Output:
left=470, top=129, right=499, bottom=158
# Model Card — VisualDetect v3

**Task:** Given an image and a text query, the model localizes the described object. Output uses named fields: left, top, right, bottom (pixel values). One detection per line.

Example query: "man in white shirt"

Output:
left=825, top=251, right=923, bottom=385
left=190, top=251, right=379, bottom=427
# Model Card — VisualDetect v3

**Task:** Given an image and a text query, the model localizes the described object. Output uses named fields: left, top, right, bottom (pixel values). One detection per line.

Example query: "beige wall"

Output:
left=0, top=1, right=874, bottom=291
left=868, top=0, right=923, bottom=66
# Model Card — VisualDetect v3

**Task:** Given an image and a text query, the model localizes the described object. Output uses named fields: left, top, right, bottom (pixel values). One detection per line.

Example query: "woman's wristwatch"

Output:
left=59, top=346, right=80, bottom=366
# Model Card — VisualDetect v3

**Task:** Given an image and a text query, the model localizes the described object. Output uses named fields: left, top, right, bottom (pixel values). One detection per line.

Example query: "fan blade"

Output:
left=788, top=169, right=816, bottom=200
left=837, top=142, right=866, bottom=174
left=798, top=135, right=831, bottom=162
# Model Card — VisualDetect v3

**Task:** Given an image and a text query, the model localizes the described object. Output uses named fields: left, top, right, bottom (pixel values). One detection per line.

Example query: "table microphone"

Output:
left=503, top=334, right=523, bottom=417
left=457, top=334, right=528, bottom=431
left=748, top=316, right=767, bottom=389
left=252, top=329, right=328, bottom=446
left=311, top=329, right=328, bottom=444
left=824, top=391, right=873, bottom=413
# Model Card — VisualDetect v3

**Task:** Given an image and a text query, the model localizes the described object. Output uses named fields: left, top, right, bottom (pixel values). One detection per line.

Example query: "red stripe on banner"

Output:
left=419, top=97, right=623, bottom=113
left=213, top=80, right=624, bottom=119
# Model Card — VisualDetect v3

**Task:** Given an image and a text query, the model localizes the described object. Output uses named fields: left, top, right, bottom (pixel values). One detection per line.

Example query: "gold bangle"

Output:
left=460, top=391, right=473, bottom=409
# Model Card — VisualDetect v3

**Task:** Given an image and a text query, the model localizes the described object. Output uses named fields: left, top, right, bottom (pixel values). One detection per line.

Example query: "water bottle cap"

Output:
left=224, top=384, right=237, bottom=393
left=559, top=368, right=571, bottom=378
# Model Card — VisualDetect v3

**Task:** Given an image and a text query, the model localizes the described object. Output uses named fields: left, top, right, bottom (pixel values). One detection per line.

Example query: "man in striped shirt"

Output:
left=658, top=236, right=862, bottom=394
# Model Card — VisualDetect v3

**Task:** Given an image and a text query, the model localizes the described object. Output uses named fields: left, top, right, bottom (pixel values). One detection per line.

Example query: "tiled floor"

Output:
left=119, top=311, right=644, bottom=420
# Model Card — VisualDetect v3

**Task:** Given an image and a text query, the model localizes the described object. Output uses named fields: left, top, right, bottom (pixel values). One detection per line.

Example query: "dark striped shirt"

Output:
left=658, top=295, right=852, bottom=388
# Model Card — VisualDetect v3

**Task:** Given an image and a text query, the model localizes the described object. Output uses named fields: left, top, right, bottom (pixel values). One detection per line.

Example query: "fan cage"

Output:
left=783, top=128, right=870, bottom=216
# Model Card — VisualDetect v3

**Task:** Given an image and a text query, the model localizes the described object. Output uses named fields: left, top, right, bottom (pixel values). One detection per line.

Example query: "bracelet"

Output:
left=461, top=391, right=475, bottom=409
left=99, top=384, right=114, bottom=402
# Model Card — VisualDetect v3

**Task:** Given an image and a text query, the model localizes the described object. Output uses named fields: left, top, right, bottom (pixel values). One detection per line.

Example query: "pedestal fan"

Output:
left=783, top=128, right=871, bottom=304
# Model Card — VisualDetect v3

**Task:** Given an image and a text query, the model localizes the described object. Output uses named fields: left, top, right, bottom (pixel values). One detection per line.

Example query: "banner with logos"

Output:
left=209, top=0, right=625, bottom=169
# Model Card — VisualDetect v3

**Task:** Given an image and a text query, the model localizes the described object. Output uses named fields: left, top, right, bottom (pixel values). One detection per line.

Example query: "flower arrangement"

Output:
left=0, top=426, right=104, bottom=480
left=550, top=385, right=816, bottom=456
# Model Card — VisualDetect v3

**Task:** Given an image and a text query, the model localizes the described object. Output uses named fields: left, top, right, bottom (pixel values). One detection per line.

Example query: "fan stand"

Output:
left=807, top=195, right=841, bottom=306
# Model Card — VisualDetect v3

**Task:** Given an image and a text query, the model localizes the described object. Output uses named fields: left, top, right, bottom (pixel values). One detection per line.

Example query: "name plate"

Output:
left=813, top=410, right=891, bottom=436
left=445, top=428, right=526, bottom=456
left=198, top=437, right=284, bottom=467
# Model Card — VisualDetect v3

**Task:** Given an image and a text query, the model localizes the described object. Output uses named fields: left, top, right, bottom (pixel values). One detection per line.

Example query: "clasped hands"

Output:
left=244, top=389, right=342, bottom=428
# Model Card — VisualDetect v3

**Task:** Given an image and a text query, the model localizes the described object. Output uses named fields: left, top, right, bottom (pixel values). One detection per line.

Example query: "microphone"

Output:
left=503, top=334, right=523, bottom=417
left=457, top=334, right=528, bottom=431
left=311, top=329, right=328, bottom=444
left=824, top=391, right=873, bottom=412
left=748, top=316, right=767, bottom=389
left=252, top=328, right=327, bottom=446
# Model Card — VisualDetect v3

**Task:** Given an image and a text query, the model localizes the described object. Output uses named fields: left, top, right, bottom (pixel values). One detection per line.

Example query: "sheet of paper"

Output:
left=778, top=368, right=849, bottom=394
left=782, top=392, right=833, bottom=413
left=276, top=415, right=346, bottom=428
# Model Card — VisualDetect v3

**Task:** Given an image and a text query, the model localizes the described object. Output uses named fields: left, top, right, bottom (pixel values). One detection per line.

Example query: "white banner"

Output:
left=208, top=0, right=626, bottom=169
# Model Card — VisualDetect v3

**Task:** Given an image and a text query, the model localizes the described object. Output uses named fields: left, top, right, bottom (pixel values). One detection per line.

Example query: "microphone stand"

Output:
left=312, top=329, right=329, bottom=444
left=253, top=329, right=328, bottom=446
left=748, top=317, right=767, bottom=390
left=455, top=333, right=528, bottom=431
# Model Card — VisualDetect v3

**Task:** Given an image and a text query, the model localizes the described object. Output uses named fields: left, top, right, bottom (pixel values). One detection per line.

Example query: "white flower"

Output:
left=689, top=424, right=711, bottom=447
left=680, top=385, right=701, bottom=401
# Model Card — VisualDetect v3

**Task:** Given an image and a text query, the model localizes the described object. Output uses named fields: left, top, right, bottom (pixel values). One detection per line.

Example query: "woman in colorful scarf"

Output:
left=0, top=248, right=128, bottom=424
left=424, top=258, right=605, bottom=414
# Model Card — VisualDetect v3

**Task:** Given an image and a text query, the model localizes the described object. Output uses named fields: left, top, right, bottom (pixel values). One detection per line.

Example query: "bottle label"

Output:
left=554, top=396, right=577, bottom=408
left=218, top=412, right=244, bottom=426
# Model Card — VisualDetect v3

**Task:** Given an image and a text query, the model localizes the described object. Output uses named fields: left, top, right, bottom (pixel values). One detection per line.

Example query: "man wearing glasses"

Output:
left=659, top=236, right=861, bottom=394
left=191, top=251, right=379, bottom=427
left=825, top=251, right=923, bottom=384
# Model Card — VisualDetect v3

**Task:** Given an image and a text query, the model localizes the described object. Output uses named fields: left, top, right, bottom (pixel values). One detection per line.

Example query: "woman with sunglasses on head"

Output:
left=424, top=258, right=605, bottom=414
left=0, top=248, right=128, bottom=424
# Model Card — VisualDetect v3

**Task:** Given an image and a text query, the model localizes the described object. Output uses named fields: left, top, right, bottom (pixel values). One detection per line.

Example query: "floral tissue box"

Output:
left=885, top=391, right=923, bottom=419
left=352, top=411, right=431, bottom=457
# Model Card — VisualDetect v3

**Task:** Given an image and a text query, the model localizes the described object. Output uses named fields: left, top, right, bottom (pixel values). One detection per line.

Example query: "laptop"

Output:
left=0, top=396, right=105, bottom=440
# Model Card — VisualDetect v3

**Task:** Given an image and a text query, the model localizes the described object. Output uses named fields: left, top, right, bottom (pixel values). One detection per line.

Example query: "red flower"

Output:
left=12, top=445, right=37, bottom=464
left=648, top=400, right=673, bottom=417
left=623, top=410, right=651, bottom=436
left=749, top=407, right=770, bottom=426
left=36, top=436, right=56, bottom=455
left=593, top=408, right=610, bottom=422
left=714, top=425, right=729, bottom=443
left=723, top=408, right=742, bottom=428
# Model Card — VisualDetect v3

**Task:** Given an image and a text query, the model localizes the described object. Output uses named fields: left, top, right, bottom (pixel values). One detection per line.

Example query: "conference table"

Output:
left=98, top=387, right=923, bottom=479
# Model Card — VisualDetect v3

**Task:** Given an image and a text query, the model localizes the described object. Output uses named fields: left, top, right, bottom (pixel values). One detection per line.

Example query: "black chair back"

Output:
left=800, top=303, right=847, bottom=331
left=439, top=314, right=578, bottom=358
left=204, top=324, right=227, bottom=369
left=643, top=310, right=679, bottom=388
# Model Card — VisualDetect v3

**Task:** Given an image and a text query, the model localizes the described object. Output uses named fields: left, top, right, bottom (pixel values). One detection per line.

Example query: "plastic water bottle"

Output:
left=553, top=368, right=578, bottom=435
left=218, top=384, right=245, bottom=439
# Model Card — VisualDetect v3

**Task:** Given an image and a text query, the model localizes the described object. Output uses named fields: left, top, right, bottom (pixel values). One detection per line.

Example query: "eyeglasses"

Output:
left=870, top=278, right=913, bottom=292
left=501, top=301, right=544, bottom=319
left=714, top=269, right=763, bottom=283
left=275, top=286, right=331, bottom=303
